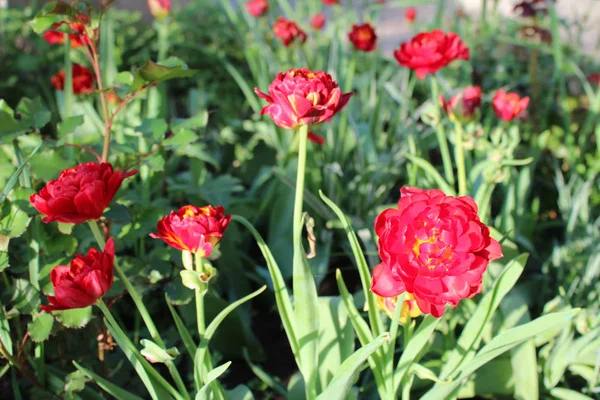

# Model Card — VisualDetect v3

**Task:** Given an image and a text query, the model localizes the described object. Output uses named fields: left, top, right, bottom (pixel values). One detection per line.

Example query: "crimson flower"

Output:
left=348, top=23, right=377, bottom=52
left=371, top=187, right=502, bottom=317
left=492, top=89, right=530, bottom=121
left=43, top=15, right=90, bottom=48
left=254, top=68, right=353, bottom=130
left=41, top=239, right=115, bottom=312
left=245, top=0, right=268, bottom=17
left=51, top=64, right=96, bottom=95
left=150, top=205, right=231, bottom=257
left=273, top=17, right=307, bottom=47
left=308, top=132, right=325, bottom=145
left=148, top=0, right=171, bottom=20
left=440, top=86, right=482, bottom=123
left=310, top=13, right=326, bottom=30
left=30, top=162, right=137, bottom=224
left=323, top=0, right=339, bottom=4
left=394, top=30, right=470, bottom=79
left=405, top=7, right=416, bottom=23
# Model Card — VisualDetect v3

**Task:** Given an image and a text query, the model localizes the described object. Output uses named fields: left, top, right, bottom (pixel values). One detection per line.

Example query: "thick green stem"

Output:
left=385, top=295, right=404, bottom=399
left=430, top=76, right=455, bottom=186
left=88, top=220, right=189, bottom=399
left=194, top=253, right=207, bottom=337
left=453, top=122, right=468, bottom=196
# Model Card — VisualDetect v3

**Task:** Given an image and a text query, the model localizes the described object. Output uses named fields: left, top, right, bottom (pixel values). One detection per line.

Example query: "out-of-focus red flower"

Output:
left=310, top=13, right=326, bottom=30
left=370, top=187, right=502, bottom=318
left=41, top=239, right=115, bottom=312
left=150, top=205, right=231, bottom=257
left=308, top=132, right=325, bottom=145
left=323, top=0, right=339, bottom=4
left=514, top=0, right=553, bottom=18
left=376, top=293, right=422, bottom=323
left=43, top=15, right=90, bottom=48
left=245, top=0, right=269, bottom=17
left=148, top=0, right=171, bottom=20
left=492, top=89, right=530, bottom=121
left=273, top=17, right=307, bottom=46
left=51, top=64, right=96, bottom=95
left=254, top=68, right=353, bottom=129
left=394, top=30, right=470, bottom=79
left=404, top=7, right=416, bottom=23
left=348, top=23, right=377, bottom=52
left=440, top=86, right=482, bottom=123
left=589, top=73, right=600, bottom=87
left=30, top=162, right=137, bottom=224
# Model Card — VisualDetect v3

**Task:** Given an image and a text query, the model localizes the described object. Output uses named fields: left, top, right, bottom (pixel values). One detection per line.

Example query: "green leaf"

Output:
left=180, top=270, right=205, bottom=290
left=27, top=313, right=54, bottom=342
left=140, top=339, right=179, bottom=364
left=165, top=279, right=194, bottom=305
left=55, top=307, right=93, bottom=329
left=402, top=153, right=456, bottom=196
left=195, top=362, right=231, bottom=400
left=12, top=278, right=41, bottom=314
left=0, top=307, right=12, bottom=356
left=57, top=222, right=74, bottom=235
left=549, top=387, right=594, bottom=400
left=57, top=115, right=85, bottom=137
left=1, top=141, right=42, bottom=202
left=163, top=129, right=198, bottom=148
left=0, top=203, right=31, bottom=240
left=439, top=254, right=528, bottom=381
left=64, top=370, right=90, bottom=394
left=194, top=286, right=267, bottom=386
left=131, top=60, right=198, bottom=92
left=137, top=118, right=168, bottom=141
left=73, top=361, right=145, bottom=400
left=317, top=333, right=390, bottom=400
left=171, top=111, right=209, bottom=132
left=166, top=296, right=197, bottom=360
left=0, top=252, right=8, bottom=272
left=225, top=385, right=254, bottom=400
left=115, top=71, right=134, bottom=86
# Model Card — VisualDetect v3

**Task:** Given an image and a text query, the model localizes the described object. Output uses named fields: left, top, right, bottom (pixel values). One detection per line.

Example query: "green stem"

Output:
left=97, top=300, right=186, bottom=400
left=385, top=294, right=404, bottom=399
left=453, top=122, right=468, bottom=196
left=88, top=220, right=189, bottom=399
left=337, top=57, right=356, bottom=161
left=430, top=76, right=455, bottom=186
left=194, top=253, right=206, bottom=337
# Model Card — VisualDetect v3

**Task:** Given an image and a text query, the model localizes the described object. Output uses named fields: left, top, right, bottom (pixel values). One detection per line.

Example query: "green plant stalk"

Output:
left=337, top=57, right=356, bottom=161
left=194, top=253, right=207, bottom=336
left=97, top=300, right=186, bottom=400
left=87, top=220, right=189, bottom=399
left=293, top=124, right=319, bottom=400
left=384, top=295, right=404, bottom=399
left=453, top=122, right=468, bottom=196
left=430, top=76, right=455, bottom=185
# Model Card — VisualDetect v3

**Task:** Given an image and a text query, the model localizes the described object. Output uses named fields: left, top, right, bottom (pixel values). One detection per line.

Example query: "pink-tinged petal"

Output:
left=254, top=87, right=274, bottom=103
left=479, top=237, right=503, bottom=262
left=370, top=263, right=405, bottom=297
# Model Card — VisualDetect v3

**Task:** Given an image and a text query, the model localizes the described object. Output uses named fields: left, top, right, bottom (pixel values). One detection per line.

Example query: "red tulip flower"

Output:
left=323, top=0, right=339, bottom=4
left=148, top=0, right=171, bottom=20
left=394, top=30, right=470, bottom=79
left=150, top=205, right=231, bottom=257
left=371, top=187, right=502, bottom=318
left=43, top=15, right=90, bottom=48
left=255, top=68, right=353, bottom=130
left=41, top=239, right=115, bottom=312
left=308, top=132, right=325, bottom=145
left=348, top=23, right=377, bottom=52
left=30, top=162, right=137, bottom=224
left=405, top=7, right=417, bottom=23
left=245, top=0, right=269, bottom=17
left=273, top=17, right=307, bottom=47
left=51, top=64, right=96, bottom=95
left=310, top=13, right=326, bottom=30
left=492, top=89, right=530, bottom=121
left=589, top=73, right=600, bottom=87
left=440, top=86, right=482, bottom=122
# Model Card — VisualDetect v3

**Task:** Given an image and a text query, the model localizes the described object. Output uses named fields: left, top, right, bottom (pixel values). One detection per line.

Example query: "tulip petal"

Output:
left=370, top=262, right=405, bottom=297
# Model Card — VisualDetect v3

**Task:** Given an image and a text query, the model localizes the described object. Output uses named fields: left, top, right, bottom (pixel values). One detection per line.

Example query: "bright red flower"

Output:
left=348, top=23, right=377, bottom=52
left=245, top=0, right=269, bottom=17
left=150, top=205, right=231, bottom=257
left=254, top=68, right=353, bottom=130
left=589, top=73, right=600, bottom=87
left=148, top=0, right=171, bottom=20
left=308, top=132, right=325, bottom=145
left=440, top=86, right=482, bottom=122
left=394, top=30, right=470, bottom=79
left=492, top=89, right=530, bottom=121
left=371, top=187, right=502, bottom=318
left=41, top=239, right=115, bottom=312
left=30, top=162, right=137, bottom=224
left=323, top=0, right=339, bottom=4
left=405, top=7, right=416, bottom=23
left=51, top=64, right=96, bottom=95
left=310, top=13, right=326, bottom=30
left=273, top=17, right=307, bottom=47
left=42, top=15, right=90, bottom=48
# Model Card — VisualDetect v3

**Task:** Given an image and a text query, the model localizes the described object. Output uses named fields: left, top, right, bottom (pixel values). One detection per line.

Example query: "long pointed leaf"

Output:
left=166, top=295, right=197, bottom=361
left=73, top=361, right=145, bottom=400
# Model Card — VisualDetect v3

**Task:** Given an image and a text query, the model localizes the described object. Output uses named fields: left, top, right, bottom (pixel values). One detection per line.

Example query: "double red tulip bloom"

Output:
left=255, top=68, right=353, bottom=130
left=51, top=64, right=96, bottom=95
left=150, top=205, right=231, bottom=257
left=348, top=23, right=378, bottom=52
left=405, top=7, right=417, bottom=23
left=148, top=0, right=171, bottom=20
left=43, top=15, right=90, bottom=48
left=371, top=187, right=502, bottom=318
left=310, top=13, right=326, bottom=30
left=30, top=162, right=137, bottom=224
left=394, top=30, right=470, bottom=79
left=492, top=89, right=530, bottom=121
left=440, top=86, right=482, bottom=123
left=42, top=239, right=115, bottom=312
left=245, top=0, right=269, bottom=17
left=273, top=17, right=307, bottom=47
